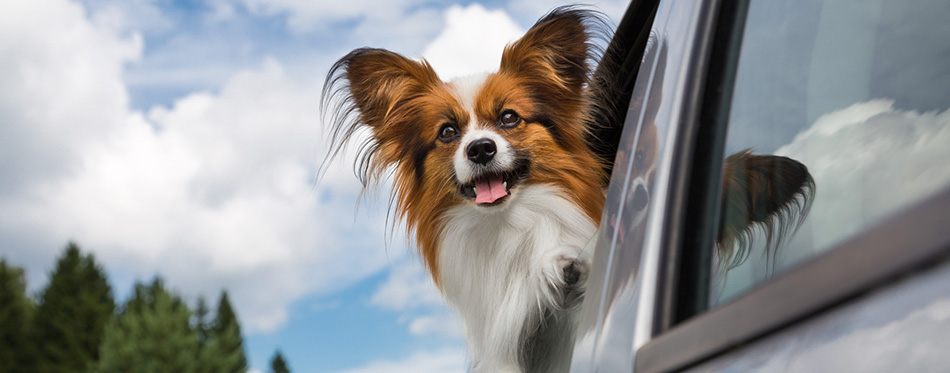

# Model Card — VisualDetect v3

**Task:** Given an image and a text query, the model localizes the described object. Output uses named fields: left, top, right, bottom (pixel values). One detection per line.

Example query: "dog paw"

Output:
left=539, top=248, right=589, bottom=308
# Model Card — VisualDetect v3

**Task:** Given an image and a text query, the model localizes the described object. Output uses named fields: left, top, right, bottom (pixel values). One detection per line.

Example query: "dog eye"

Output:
left=438, top=123, right=459, bottom=142
left=498, top=110, right=521, bottom=128
left=635, top=149, right=645, bottom=169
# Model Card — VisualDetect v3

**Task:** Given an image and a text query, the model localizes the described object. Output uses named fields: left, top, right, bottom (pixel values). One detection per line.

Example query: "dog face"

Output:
left=625, top=112, right=659, bottom=219
left=323, top=8, right=606, bottom=282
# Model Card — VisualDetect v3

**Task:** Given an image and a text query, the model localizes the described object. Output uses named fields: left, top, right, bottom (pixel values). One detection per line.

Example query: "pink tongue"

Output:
left=474, top=176, right=508, bottom=204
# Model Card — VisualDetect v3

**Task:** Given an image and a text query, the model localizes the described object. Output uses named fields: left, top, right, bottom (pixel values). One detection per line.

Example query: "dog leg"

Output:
left=538, top=247, right=589, bottom=310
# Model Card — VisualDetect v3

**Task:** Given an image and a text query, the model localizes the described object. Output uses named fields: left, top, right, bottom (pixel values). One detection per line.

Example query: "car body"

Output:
left=570, top=0, right=950, bottom=371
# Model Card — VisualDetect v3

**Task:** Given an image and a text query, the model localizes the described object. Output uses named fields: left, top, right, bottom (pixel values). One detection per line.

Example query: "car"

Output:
left=569, top=0, right=950, bottom=371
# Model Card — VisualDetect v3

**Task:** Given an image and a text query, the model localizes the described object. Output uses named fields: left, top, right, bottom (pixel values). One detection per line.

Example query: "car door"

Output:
left=572, top=0, right=950, bottom=371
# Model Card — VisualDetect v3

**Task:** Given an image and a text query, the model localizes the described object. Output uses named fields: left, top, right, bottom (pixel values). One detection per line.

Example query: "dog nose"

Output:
left=631, top=183, right=649, bottom=211
left=466, top=138, right=496, bottom=165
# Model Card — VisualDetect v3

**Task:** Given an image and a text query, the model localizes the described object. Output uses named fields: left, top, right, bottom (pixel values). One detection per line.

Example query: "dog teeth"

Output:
left=503, top=181, right=508, bottom=190
left=472, top=185, right=477, bottom=194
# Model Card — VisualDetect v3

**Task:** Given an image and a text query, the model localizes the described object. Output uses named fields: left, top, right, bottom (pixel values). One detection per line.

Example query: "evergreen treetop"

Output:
left=31, top=242, right=115, bottom=372
left=0, top=259, right=34, bottom=370
left=271, top=349, right=291, bottom=373
left=94, top=277, right=200, bottom=373
left=204, top=290, right=248, bottom=372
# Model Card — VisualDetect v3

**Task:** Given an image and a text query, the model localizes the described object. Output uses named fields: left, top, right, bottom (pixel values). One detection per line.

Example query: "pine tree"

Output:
left=0, top=259, right=34, bottom=371
left=194, top=295, right=211, bottom=347
left=193, top=295, right=212, bottom=372
left=204, top=290, right=248, bottom=372
left=30, top=242, right=114, bottom=372
left=94, top=278, right=200, bottom=373
left=270, top=349, right=291, bottom=373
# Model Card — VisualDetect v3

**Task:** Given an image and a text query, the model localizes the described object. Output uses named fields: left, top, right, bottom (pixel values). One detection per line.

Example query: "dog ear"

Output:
left=321, top=48, right=442, bottom=184
left=327, top=48, right=441, bottom=131
left=718, top=149, right=815, bottom=268
left=500, top=7, right=595, bottom=97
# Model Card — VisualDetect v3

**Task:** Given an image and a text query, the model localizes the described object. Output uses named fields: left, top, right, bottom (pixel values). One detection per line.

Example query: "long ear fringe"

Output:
left=579, top=5, right=644, bottom=185
left=529, top=6, right=615, bottom=187
left=320, top=47, right=404, bottom=190
left=577, top=8, right=615, bottom=136
left=721, top=178, right=814, bottom=272
left=319, top=48, right=407, bottom=250
left=717, top=153, right=816, bottom=274
left=535, top=6, right=613, bottom=101
left=532, top=5, right=613, bottom=81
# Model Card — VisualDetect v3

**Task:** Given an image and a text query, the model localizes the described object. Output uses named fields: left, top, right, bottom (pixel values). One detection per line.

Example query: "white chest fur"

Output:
left=438, top=184, right=596, bottom=372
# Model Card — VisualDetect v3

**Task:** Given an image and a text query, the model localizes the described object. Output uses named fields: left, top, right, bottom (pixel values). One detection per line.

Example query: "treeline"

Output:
left=0, top=242, right=291, bottom=373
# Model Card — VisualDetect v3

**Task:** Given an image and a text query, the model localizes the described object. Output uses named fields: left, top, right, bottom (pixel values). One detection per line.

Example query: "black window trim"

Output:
left=654, top=0, right=743, bottom=333
left=634, top=0, right=950, bottom=370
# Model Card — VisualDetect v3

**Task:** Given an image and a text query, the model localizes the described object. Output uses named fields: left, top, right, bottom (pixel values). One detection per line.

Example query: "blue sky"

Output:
left=0, top=0, right=627, bottom=371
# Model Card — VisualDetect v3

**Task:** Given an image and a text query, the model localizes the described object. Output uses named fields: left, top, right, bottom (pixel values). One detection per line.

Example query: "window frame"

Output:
left=633, top=0, right=950, bottom=371
left=638, top=189, right=950, bottom=372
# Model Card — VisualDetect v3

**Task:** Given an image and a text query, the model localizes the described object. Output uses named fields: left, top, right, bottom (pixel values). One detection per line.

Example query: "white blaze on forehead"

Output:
left=448, top=73, right=489, bottom=115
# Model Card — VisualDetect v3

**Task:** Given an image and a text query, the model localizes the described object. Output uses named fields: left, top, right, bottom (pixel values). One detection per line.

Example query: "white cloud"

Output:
left=240, top=0, right=426, bottom=34
left=718, top=100, right=950, bottom=298
left=0, top=0, right=141, bottom=192
left=408, top=313, right=464, bottom=338
left=234, top=0, right=450, bottom=75
left=41, top=59, right=398, bottom=332
left=81, top=0, right=174, bottom=35
left=0, top=0, right=397, bottom=334
left=758, top=298, right=950, bottom=372
left=333, top=347, right=468, bottom=373
left=777, top=99, right=950, bottom=253
left=505, top=0, right=630, bottom=26
left=370, top=260, right=464, bottom=339
left=421, top=4, right=524, bottom=80
left=419, top=2, right=633, bottom=81
left=238, top=0, right=629, bottom=37
left=370, top=261, right=444, bottom=311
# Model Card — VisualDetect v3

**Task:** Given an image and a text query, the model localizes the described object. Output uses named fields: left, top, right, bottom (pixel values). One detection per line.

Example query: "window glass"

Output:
left=711, top=0, right=950, bottom=305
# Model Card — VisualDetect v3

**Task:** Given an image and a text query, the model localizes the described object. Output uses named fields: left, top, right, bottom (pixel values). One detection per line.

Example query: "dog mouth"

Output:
left=457, top=161, right=529, bottom=206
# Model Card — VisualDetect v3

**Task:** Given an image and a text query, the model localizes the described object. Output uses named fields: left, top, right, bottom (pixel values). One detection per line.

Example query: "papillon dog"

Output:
left=324, top=8, right=605, bottom=372
left=323, top=6, right=813, bottom=373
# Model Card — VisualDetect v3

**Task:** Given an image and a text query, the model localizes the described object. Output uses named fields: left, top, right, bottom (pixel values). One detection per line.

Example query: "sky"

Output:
left=0, top=0, right=629, bottom=372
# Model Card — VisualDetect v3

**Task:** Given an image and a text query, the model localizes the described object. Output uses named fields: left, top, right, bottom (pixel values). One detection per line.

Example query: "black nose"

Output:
left=466, top=138, right=496, bottom=165
left=631, top=184, right=649, bottom=211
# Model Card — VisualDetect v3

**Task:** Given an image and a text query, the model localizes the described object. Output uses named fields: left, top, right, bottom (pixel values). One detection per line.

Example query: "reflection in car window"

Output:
left=711, top=0, right=950, bottom=305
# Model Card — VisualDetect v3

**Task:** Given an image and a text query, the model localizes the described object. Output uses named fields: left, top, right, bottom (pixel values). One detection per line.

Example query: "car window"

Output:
left=710, top=0, right=950, bottom=306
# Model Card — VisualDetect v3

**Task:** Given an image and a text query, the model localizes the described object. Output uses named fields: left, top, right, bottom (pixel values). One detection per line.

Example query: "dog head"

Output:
left=322, top=7, right=607, bottom=280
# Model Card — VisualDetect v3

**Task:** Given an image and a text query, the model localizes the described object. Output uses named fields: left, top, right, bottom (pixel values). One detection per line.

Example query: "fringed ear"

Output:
left=499, top=7, right=607, bottom=102
left=320, top=48, right=442, bottom=186
left=718, top=149, right=815, bottom=269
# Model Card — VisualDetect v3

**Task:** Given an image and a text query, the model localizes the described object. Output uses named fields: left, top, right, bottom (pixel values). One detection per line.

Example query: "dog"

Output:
left=322, top=6, right=814, bottom=372
left=324, top=7, right=605, bottom=371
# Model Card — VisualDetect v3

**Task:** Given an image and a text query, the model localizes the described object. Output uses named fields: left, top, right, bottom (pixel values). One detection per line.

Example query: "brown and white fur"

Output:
left=324, top=8, right=604, bottom=372
left=322, top=6, right=813, bottom=373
